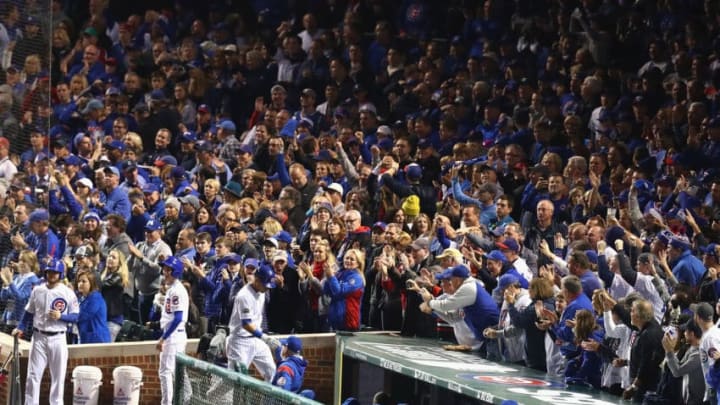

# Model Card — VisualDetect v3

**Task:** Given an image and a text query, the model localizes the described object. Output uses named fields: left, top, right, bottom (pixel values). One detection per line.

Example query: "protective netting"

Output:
left=175, top=353, right=320, bottom=405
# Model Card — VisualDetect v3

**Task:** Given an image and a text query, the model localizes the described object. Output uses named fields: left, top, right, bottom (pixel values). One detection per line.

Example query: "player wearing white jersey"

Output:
left=156, top=256, right=189, bottom=405
left=13, top=259, right=79, bottom=405
left=226, top=264, right=279, bottom=381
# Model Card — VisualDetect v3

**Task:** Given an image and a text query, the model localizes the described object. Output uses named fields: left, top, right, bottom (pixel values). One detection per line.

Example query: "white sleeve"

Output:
left=429, top=282, right=477, bottom=313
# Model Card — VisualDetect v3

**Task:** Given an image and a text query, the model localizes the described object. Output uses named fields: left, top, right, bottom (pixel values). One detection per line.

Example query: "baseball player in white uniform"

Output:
left=13, top=259, right=79, bottom=405
left=226, top=263, right=279, bottom=380
left=156, top=256, right=190, bottom=405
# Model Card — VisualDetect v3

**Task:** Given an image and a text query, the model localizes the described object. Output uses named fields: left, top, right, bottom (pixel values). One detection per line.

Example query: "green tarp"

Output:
left=336, top=333, right=628, bottom=405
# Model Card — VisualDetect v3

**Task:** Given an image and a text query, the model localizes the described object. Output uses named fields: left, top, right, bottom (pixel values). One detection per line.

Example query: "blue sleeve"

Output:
left=127, top=212, right=150, bottom=243
left=60, top=186, right=83, bottom=220
left=60, top=312, right=79, bottom=323
left=275, top=154, right=291, bottom=187
left=18, top=311, right=34, bottom=333
left=436, top=227, right=451, bottom=249
left=273, top=368, right=294, bottom=390
left=76, top=295, right=103, bottom=322
left=324, top=272, right=364, bottom=298
left=48, top=190, right=69, bottom=216
left=554, top=306, right=578, bottom=343
left=5, top=277, right=34, bottom=302
left=381, top=173, right=413, bottom=198
left=115, top=195, right=132, bottom=220
left=660, top=193, right=677, bottom=213
left=451, top=178, right=481, bottom=207
left=597, top=254, right=614, bottom=287
left=359, top=142, right=372, bottom=165
left=162, top=311, right=183, bottom=339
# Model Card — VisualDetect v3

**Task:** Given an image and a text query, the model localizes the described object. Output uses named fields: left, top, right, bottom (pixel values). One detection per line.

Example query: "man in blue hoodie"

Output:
left=272, top=335, right=309, bottom=394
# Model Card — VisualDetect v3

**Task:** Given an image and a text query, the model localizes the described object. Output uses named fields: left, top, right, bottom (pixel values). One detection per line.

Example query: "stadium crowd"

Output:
left=2, top=0, right=720, bottom=403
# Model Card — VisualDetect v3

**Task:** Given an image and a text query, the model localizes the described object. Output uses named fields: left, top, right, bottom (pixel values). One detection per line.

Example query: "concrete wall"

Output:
left=0, top=333, right=338, bottom=404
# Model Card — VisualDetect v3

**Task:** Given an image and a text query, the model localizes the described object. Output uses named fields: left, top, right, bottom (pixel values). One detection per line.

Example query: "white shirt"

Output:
left=0, top=156, right=17, bottom=184
left=160, top=279, right=188, bottom=339
left=229, top=284, right=265, bottom=338
left=25, top=282, right=79, bottom=333
left=699, top=325, right=720, bottom=400
left=432, top=293, right=482, bottom=350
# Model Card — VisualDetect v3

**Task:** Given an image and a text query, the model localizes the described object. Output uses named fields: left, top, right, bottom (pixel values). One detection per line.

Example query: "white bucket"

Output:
left=72, top=366, right=103, bottom=405
left=112, top=366, right=143, bottom=405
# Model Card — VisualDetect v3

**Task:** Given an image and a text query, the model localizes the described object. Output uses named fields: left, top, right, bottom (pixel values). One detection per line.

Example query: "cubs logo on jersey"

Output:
left=51, top=298, right=67, bottom=312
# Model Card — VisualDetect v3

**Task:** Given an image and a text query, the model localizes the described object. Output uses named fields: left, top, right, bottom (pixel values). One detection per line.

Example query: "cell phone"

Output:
left=607, top=207, right=617, bottom=219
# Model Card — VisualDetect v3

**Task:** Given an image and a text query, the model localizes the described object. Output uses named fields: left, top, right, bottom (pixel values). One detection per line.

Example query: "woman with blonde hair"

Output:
left=298, top=239, right=337, bottom=332
left=324, top=248, right=365, bottom=331
left=101, top=248, right=131, bottom=341
left=202, top=178, right=222, bottom=213
left=262, top=217, right=283, bottom=238
left=238, top=197, right=258, bottom=224
left=0, top=251, right=41, bottom=330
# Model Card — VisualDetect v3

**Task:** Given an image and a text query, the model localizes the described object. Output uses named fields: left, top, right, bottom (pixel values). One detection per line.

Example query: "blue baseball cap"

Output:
left=485, top=250, right=508, bottom=263
left=103, top=140, right=126, bottom=151
left=447, top=265, right=470, bottom=278
left=143, top=183, right=160, bottom=194
left=243, top=258, right=259, bottom=268
left=217, top=120, right=236, bottom=132
left=274, top=231, right=293, bottom=244
left=702, top=243, right=718, bottom=257
left=496, top=238, right=520, bottom=253
left=280, top=336, right=302, bottom=353
left=180, top=131, right=197, bottom=143
left=103, top=166, right=120, bottom=176
left=145, top=219, right=162, bottom=231
left=62, top=155, right=82, bottom=166
left=497, top=273, right=520, bottom=290
left=372, top=222, right=387, bottom=231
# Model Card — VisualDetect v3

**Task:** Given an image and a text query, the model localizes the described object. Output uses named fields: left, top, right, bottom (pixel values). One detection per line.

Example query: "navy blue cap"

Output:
left=103, top=140, right=125, bottom=151
left=154, top=155, right=178, bottom=167
left=121, top=160, right=137, bottom=171
left=702, top=243, right=718, bottom=257
left=447, top=265, right=470, bottom=278
left=150, top=89, right=166, bottom=100
left=195, top=141, right=215, bottom=153
left=62, top=155, right=82, bottom=166
left=103, top=166, right=120, bottom=176
left=180, top=131, right=197, bottom=143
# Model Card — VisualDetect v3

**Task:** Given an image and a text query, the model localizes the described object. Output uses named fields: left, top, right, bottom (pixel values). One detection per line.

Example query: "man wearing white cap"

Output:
left=324, top=182, right=345, bottom=214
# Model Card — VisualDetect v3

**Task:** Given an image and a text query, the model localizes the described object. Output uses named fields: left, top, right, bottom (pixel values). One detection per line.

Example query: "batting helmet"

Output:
left=161, top=256, right=184, bottom=279
left=255, top=264, right=277, bottom=289
left=42, top=259, right=65, bottom=279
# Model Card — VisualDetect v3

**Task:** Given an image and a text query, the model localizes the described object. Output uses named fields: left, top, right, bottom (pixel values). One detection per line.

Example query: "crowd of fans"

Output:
left=1, top=0, right=720, bottom=402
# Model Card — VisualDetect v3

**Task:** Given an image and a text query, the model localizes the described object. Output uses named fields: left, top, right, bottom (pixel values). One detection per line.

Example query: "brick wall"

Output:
left=0, top=333, right=340, bottom=405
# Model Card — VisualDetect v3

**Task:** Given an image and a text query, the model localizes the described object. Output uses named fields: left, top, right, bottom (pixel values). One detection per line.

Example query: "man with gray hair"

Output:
left=540, top=275, right=593, bottom=359
left=624, top=299, right=663, bottom=401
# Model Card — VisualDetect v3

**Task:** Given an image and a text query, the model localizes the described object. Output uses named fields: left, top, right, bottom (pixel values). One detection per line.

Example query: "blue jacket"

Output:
left=565, top=329, right=605, bottom=388
left=0, top=272, right=40, bottom=324
left=26, top=228, right=61, bottom=260
left=324, top=269, right=364, bottom=331
left=552, top=293, right=594, bottom=357
left=672, top=249, right=706, bottom=287
left=272, top=355, right=308, bottom=393
left=463, top=280, right=501, bottom=341
left=198, top=258, right=232, bottom=318
left=78, top=291, right=111, bottom=344
left=97, top=187, right=131, bottom=220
